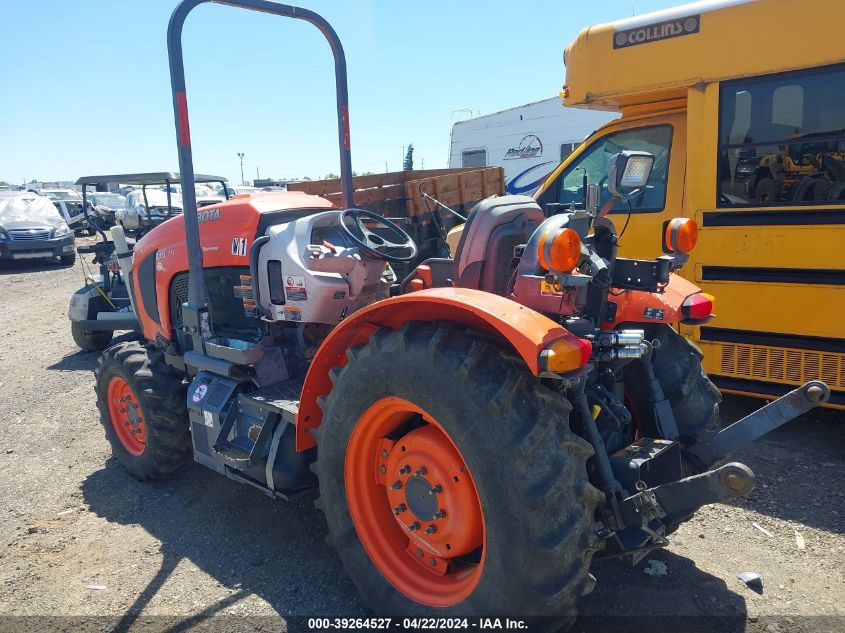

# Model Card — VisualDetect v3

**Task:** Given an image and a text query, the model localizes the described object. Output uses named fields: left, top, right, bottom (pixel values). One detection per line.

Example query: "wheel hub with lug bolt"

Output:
left=107, top=376, right=147, bottom=456
left=345, top=396, right=486, bottom=607
left=382, top=424, right=483, bottom=563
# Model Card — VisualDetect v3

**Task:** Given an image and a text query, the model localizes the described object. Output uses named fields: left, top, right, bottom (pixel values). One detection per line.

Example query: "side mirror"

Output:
left=607, top=151, right=655, bottom=202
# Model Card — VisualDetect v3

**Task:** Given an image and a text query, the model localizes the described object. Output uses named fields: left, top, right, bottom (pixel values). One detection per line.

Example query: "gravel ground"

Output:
left=0, top=244, right=843, bottom=632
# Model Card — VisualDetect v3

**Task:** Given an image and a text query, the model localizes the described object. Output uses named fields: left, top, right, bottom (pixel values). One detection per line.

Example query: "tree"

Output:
left=325, top=172, right=339, bottom=180
left=403, top=144, right=414, bottom=171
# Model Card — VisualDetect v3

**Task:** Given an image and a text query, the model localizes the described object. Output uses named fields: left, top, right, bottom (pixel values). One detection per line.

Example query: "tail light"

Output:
left=540, top=336, right=592, bottom=373
left=664, top=218, right=698, bottom=253
left=106, top=254, right=121, bottom=273
left=538, top=227, right=580, bottom=272
left=681, top=292, right=715, bottom=321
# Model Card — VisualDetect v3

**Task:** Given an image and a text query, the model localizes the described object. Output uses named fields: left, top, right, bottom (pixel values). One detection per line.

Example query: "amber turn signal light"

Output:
left=538, top=227, right=581, bottom=272
left=541, top=336, right=592, bottom=373
left=664, top=218, right=698, bottom=253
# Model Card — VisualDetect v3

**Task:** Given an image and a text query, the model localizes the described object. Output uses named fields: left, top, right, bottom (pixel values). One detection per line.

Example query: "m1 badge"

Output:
left=231, top=237, right=248, bottom=256
left=614, top=14, right=700, bottom=49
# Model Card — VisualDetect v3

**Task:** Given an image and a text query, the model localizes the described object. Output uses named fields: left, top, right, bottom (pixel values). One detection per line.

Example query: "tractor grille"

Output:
left=205, top=382, right=232, bottom=409
left=719, top=343, right=845, bottom=390
left=170, top=273, right=190, bottom=330
left=8, top=229, right=51, bottom=241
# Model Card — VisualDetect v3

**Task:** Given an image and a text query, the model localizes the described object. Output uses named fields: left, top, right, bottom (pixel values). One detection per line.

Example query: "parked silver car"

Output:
left=0, top=192, right=76, bottom=265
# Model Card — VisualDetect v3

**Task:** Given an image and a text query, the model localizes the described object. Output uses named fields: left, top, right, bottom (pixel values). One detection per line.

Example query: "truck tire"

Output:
left=625, top=325, right=722, bottom=450
left=94, top=341, right=191, bottom=480
left=792, top=176, right=816, bottom=202
left=753, top=177, right=777, bottom=203
left=312, top=321, right=603, bottom=620
left=60, top=253, right=77, bottom=266
left=813, top=179, right=834, bottom=202
left=71, top=320, right=113, bottom=352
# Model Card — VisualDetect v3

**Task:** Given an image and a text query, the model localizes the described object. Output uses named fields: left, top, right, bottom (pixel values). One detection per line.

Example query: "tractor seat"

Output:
left=453, top=195, right=545, bottom=296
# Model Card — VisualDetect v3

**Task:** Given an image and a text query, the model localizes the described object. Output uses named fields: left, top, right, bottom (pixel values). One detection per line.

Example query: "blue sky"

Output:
left=0, top=0, right=682, bottom=185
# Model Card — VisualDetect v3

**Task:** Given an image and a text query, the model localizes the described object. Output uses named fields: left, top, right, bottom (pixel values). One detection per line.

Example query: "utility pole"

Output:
left=237, top=152, right=245, bottom=185
left=256, top=165, right=260, bottom=181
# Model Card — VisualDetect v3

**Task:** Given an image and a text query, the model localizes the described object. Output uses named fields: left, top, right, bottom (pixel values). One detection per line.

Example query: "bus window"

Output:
left=461, top=149, right=487, bottom=168
left=719, top=63, right=845, bottom=206
left=556, top=125, right=672, bottom=213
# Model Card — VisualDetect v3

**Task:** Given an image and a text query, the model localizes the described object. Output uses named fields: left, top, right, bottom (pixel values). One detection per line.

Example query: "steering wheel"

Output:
left=340, top=208, right=418, bottom=263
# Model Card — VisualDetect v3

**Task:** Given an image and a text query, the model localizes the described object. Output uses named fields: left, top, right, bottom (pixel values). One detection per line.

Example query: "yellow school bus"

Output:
left=534, top=0, right=845, bottom=407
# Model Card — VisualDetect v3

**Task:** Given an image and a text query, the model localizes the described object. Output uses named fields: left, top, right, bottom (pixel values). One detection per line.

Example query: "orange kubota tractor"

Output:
left=93, top=0, right=829, bottom=621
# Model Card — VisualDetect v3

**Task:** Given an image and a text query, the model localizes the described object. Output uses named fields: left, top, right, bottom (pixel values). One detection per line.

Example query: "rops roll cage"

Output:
left=167, top=0, right=354, bottom=358
left=75, top=172, right=229, bottom=241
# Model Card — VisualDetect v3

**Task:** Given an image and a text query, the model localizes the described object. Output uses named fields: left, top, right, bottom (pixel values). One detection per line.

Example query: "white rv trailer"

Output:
left=448, top=97, right=618, bottom=195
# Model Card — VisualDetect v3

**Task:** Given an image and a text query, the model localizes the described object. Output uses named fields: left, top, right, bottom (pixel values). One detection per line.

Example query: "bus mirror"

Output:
left=608, top=151, right=655, bottom=201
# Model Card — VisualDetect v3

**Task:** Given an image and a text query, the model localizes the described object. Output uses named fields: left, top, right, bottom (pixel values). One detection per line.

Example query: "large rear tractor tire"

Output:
left=625, top=325, right=722, bottom=449
left=312, top=322, right=603, bottom=620
left=71, top=320, right=113, bottom=352
left=94, top=341, right=191, bottom=480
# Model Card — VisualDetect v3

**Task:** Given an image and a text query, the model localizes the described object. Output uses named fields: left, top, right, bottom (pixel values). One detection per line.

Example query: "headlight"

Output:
left=54, top=224, right=71, bottom=237
left=0, top=230, right=8, bottom=241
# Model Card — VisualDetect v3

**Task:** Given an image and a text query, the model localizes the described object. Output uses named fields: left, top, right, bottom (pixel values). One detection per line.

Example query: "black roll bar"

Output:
left=167, top=0, right=354, bottom=319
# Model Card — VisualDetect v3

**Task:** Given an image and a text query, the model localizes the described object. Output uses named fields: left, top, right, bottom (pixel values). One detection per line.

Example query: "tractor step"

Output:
left=212, top=442, right=252, bottom=468
left=210, top=377, right=304, bottom=470
left=237, top=378, right=303, bottom=424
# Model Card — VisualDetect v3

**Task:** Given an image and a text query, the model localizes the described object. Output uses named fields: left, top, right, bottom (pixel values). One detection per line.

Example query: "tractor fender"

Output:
left=68, top=283, right=102, bottom=322
left=296, top=287, right=585, bottom=451
left=602, top=272, right=703, bottom=330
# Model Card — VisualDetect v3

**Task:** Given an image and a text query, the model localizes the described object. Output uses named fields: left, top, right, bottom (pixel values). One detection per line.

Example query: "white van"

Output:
left=448, top=97, right=618, bottom=195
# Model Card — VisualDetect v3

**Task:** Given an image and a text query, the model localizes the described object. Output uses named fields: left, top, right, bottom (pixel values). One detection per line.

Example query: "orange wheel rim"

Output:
left=345, top=397, right=485, bottom=607
left=107, top=376, right=147, bottom=456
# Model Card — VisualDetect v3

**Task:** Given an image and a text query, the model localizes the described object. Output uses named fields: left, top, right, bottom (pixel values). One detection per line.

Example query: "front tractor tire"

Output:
left=71, top=320, right=113, bottom=352
left=94, top=341, right=191, bottom=480
left=313, top=322, right=603, bottom=619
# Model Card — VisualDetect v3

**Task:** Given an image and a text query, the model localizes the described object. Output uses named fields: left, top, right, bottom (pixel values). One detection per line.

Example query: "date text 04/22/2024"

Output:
left=305, top=617, right=529, bottom=630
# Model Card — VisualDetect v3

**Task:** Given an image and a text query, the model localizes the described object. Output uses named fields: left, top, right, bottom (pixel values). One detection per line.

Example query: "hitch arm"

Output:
left=619, top=462, right=756, bottom=527
left=688, top=380, right=829, bottom=466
